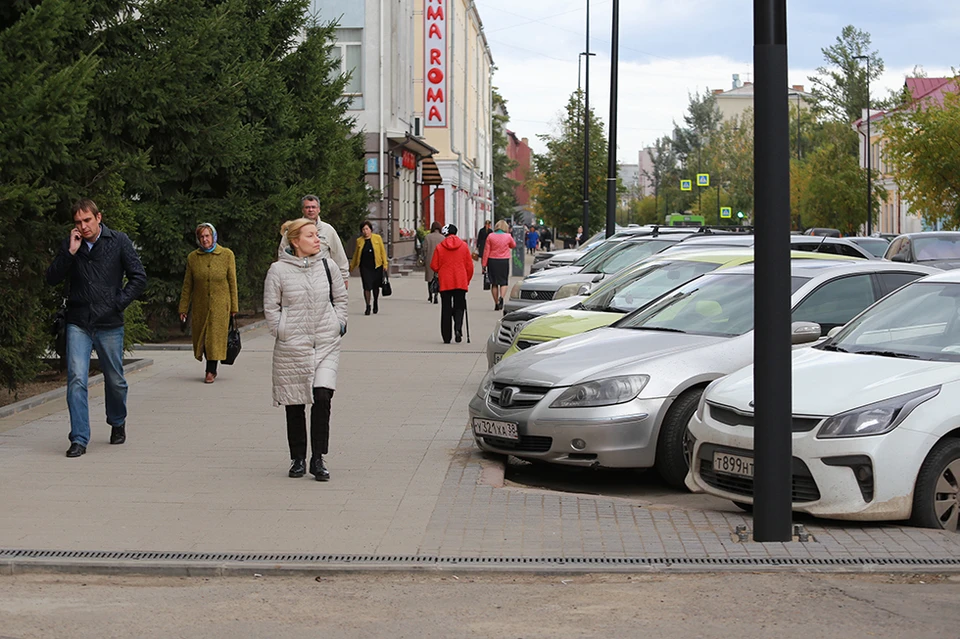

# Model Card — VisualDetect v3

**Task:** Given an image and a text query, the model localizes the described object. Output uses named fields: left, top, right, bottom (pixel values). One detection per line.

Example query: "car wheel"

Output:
left=654, top=389, right=702, bottom=490
left=911, top=437, right=960, bottom=532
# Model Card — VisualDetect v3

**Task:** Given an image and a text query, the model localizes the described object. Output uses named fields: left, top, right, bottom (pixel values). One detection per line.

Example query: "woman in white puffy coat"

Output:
left=264, top=218, right=349, bottom=481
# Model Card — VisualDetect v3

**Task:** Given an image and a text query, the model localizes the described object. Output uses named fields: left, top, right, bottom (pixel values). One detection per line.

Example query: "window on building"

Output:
left=331, top=28, right=363, bottom=109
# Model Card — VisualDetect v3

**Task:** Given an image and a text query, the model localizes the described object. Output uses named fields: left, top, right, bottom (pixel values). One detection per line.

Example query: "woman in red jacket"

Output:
left=430, top=224, right=474, bottom=344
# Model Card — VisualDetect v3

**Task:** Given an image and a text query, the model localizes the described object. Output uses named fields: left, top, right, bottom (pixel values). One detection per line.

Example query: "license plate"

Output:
left=713, top=451, right=754, bottom=478
left=493, top=353, right=503, bottom=364
left=473, top=417, right=519, bottom=441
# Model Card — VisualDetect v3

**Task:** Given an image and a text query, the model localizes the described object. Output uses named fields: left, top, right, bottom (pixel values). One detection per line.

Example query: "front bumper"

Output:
left=468, top=390, right=671, bottom=468
left=686, top=408, right=939, bottom=521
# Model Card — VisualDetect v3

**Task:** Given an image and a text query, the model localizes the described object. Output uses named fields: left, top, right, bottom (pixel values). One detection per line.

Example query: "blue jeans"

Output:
left=66, top=324, right=127, bottom=446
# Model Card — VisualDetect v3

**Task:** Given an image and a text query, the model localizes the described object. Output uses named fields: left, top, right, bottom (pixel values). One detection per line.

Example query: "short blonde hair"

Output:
left=495, top=220, right=510, bottom=233
left=281, top=218, right=317, bottom=246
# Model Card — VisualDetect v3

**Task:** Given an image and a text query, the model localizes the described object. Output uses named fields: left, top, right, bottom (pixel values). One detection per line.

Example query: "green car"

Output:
left=501, top=249, right=854, bottom=360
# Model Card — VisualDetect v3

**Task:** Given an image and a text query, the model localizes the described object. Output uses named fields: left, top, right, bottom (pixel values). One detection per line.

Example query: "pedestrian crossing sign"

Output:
left=720, top=206, right=732, bottom=219
left=680, top=179, right=692, bottom=191
left=697, top=173, right=710, bottom=187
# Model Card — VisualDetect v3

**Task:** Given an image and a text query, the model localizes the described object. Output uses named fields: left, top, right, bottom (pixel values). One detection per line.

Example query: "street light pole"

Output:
left=604, top=0, right=619, bottom=238
left=790, top=91, right=802, bottom=230
left=855, top=55, right=873, bottom=236
left=582, top=0, right=591, bottom=240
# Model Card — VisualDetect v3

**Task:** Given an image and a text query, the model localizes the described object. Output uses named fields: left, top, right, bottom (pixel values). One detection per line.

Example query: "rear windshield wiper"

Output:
left=853, top=349, right=920, bottom=359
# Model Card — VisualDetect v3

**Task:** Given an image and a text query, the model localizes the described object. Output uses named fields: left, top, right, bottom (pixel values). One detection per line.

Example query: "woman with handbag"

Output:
left=264, top=218, right=349, bottom=481
left=481, top=220, right=516, bottom=311
left=178, top=223, right=239, bottom=383
left=348, top=220, right=388, bottom=316
left=422, top=221, right=443, bottom=304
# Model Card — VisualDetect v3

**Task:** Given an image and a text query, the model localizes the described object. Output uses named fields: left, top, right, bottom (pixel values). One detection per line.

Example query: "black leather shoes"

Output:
left=110, top=424, right=126, bottom=445
left=66, top=443, right=86, bottom=458
left=455, top=331, right=463, bottom=343
left=310, top=456, right=330, bottom=482
left=288, top=459, right=306, bottom=478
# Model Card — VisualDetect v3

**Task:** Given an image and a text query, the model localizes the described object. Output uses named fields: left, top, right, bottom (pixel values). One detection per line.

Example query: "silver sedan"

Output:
left=469, top=260, right=940, bottom=488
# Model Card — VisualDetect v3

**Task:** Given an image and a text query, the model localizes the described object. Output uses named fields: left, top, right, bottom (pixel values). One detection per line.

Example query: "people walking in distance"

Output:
left=481, top=220, right=516, bottom=311
left=178, top=223, right=238, bottom=383
left=264, top=219, right=349, bottom=481
left=45, top=198, right=147, bottom=457
left=430, top=224, right=474, bottom=344
left=422, top=221, right=443, bottom=304
left=298, top=194, right=350, bottom=287
left=540, top=226, right=553, bottom=252
left=476, top=219, right=492, bottom=261
left=525, top=225, right=540, bottom=255
left=349, top=220, right=388, bottom=315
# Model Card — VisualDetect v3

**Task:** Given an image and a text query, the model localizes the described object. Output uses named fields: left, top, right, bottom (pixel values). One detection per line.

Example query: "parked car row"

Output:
left=472, top=229, right=960, bottom=531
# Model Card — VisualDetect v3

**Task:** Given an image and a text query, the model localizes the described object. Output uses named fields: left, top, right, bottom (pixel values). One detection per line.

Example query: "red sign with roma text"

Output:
left=424, top=0, right=446, bottom=128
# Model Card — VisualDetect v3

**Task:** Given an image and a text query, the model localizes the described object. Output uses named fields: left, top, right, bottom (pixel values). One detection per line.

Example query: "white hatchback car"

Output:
left=687, top=270, right=960, bottom=531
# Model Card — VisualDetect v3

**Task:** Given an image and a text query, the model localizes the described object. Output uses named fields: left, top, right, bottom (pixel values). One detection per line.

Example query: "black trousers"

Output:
left=439, top=289, right=467, bottom=343
left=205, top=359, right=219, bottom=374
left=284, top=387, right=334, bottom=460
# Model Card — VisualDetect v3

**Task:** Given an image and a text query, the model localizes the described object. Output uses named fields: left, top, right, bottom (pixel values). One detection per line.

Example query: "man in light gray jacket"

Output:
left=300, top=195, right=350, bottom=287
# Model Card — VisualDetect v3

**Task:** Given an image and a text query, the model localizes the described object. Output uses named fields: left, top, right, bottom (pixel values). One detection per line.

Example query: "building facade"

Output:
left=713, top=74, right=812, bottom=125
left=416, top=0, right=494, bottom=250
left=311, top=0, right=442, bottom=262
left=506, top=130, right=531, bottom=209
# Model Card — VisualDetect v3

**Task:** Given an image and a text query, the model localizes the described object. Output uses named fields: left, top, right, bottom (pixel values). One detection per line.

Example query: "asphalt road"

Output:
left=2, top=573, right=959, bottom=638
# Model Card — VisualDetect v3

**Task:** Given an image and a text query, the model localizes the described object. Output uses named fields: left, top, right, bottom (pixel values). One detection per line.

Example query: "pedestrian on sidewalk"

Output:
left=298, top=194, right=350, bottom=288
left=348, top=220, right=388, bottom=315
left=525, top=226, right=540, bottom=255
left=264, top=218, right=349, bottom=481
left=178, top=223, right=239, bottom=384
left=540, top=226, right=553, bottom=252
left=45, top=198, right=147, bottom=458
left=476, top=220, right=492, bottom=261
left=422, top=221, right=443, bottom=304
left=430, top=224, right=474, bottom=344
left=481, top=220, right=516, bottom=311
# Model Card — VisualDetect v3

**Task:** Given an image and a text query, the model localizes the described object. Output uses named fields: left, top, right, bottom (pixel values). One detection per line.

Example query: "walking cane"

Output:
left=464, top=302, right=471, bottom=344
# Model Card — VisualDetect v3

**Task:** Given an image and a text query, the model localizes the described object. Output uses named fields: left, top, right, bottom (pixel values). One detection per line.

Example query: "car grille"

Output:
left=697, top=444, right=821, bottom=503
left=481, top=435, right=552, bottom=453
left=520, top=290, right=555, bottom=301
left=708, top=403, right=823, bottom=433
left=488, top=382, right=550, bottom=409
left=497, top=319, right=524, bottom=346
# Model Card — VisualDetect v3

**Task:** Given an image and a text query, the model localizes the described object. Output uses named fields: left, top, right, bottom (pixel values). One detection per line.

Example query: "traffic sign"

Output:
left=720, top=206, right=732, bottom=219
left=680, top=179, right=692, bottom=191
left=697, top=173, right=710, bottom=187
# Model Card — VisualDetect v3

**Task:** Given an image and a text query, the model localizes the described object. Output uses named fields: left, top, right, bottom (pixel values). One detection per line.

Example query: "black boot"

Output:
left=373, top=299, right=379, bottom=314
left=365, top=304, right=371, bottom=316
left=288, top=459, right=306, bottom=478
left=310, top=456, right=330, bottom=481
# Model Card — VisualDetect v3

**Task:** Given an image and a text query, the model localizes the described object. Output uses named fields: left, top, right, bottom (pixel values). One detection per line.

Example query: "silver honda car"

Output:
left=469, top=260, right=940, bottom=489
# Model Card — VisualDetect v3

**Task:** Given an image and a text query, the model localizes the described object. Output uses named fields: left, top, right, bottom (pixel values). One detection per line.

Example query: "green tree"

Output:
left=492, top=88, right=518, bottom=217
left=624, top=196, right=661, bottom=226
left=701, top=114, right=755, bottom=221
left=672, top=90, right=722, bottom=172
left=793, top=141, right=884, bottom=234
left=533, top=90, right=608, bottom=237
left=884, top=83, right=960, bottom=228
left=808, top=25, right=884, bottom=124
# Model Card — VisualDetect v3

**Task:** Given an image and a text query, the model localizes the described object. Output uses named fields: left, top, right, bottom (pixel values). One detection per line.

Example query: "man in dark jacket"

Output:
left=476, top=220, right=492, bottom=259
left=46, top=199, right=147, bottom=457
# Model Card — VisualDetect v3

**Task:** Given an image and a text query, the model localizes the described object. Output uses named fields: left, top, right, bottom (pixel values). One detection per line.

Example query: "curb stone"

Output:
left=0, top=358, right=154, bottom=420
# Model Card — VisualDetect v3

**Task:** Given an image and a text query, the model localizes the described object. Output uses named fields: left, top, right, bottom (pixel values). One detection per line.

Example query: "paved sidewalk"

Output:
left=1, top=256, right=959, bottom=572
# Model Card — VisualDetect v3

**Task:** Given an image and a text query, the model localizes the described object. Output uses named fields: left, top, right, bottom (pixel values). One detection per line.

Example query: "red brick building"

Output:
left=506, top=130, right=531, bottom=207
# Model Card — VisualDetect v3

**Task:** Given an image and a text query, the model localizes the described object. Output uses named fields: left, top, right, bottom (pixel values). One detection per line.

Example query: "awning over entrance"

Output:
left=420, top=157, right=442, bottom=185
left=387, top=133, right=438, bottom=158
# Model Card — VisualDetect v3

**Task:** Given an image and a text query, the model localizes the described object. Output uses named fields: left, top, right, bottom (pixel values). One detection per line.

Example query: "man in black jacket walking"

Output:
left=46, top=199, right=147, bottom=457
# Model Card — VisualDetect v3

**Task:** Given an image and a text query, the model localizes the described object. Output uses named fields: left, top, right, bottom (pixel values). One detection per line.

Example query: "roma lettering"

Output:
left=424, top=0, right=446, bottom=127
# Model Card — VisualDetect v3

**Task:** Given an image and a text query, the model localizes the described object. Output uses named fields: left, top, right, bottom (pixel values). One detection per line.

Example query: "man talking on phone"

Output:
left=46, top=199, right=147, bottom=458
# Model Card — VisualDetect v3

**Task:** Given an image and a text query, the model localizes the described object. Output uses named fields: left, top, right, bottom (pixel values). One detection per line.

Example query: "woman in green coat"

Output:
left=179, top=223, right=239, bottom=383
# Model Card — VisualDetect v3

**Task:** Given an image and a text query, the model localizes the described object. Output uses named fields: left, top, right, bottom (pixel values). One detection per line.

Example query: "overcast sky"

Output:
left=475, top=0, right=960, bottom=163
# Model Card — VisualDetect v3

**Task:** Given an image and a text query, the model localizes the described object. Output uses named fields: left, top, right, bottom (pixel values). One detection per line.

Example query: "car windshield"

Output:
left=585, top=240, right=676, bottom=274
left=582, top=260, right=721, bottom=313
left=913, top=236, right=960, bottom=262
left=572, top=241, right=619, bottom=267
left=852, top=238, right=889, bottom=258
left=825, top=281, right=960, bottom=362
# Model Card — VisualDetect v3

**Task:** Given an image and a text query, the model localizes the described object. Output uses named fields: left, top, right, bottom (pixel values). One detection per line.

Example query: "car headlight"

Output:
left=550, top=375, right=650, bottom=408
left=477, top=369, right=496, bottom=399
left=816, top=386, right=940, bottom=439
left=510, top=283, right=522, bottom=299
left=695, top=379, right=723, bottom=421
left=555, top=282, right=583, bottom=299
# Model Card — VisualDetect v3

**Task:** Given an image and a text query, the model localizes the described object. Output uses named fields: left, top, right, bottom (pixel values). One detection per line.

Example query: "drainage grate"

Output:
left=2, top=549, right=960, bottom=569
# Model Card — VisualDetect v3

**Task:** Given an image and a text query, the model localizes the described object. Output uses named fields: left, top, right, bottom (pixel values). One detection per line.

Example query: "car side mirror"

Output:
left=791, top=321, right=822, bottom=345
left=827, top=326, right=843, bottom=339
left=890, top=253, right=908, bottom=262
left=577, top=284, right=592, bottom=295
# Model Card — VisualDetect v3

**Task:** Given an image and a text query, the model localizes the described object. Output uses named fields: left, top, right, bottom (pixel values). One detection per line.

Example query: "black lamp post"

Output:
left=604, top=0, right=620, bottom=238
left=582, top=0, right=591, bottom=240
left=854, top=55, right=872, bottom=236
left=789, top=91, right=802, bottom=230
